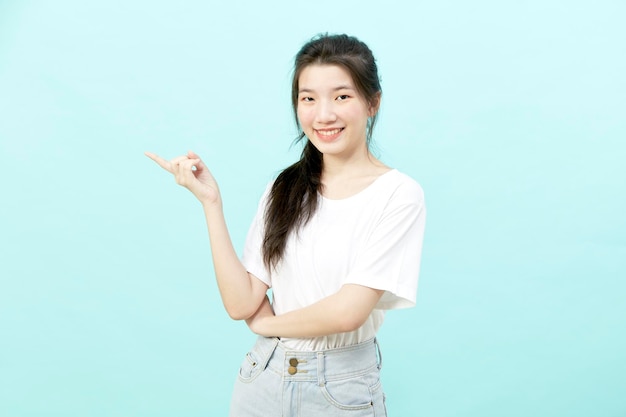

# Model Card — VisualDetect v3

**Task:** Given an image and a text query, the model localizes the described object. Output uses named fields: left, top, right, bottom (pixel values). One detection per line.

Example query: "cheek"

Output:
left=350, top=105, right=372, bottom=125
left=297, top=108, right=314, bottom=128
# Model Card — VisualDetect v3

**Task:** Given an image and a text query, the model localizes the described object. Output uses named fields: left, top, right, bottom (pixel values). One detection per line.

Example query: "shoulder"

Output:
left=381, top=169, right=425, bottom=206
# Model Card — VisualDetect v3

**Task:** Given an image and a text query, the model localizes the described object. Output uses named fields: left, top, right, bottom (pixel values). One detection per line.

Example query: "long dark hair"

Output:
left=262, top=34, right=382, bottom=270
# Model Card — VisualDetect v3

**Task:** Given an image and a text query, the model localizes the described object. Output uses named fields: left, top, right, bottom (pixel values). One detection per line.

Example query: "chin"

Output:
left=310, top=140, right=341, bottom=154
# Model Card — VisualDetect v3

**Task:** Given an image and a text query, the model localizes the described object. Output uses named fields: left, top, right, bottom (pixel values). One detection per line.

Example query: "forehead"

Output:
left=298, top=64, right=355, bottom=91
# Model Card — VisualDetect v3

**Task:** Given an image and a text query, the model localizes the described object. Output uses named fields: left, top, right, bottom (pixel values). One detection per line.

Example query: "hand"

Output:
left=246, top=295, right=275, bottom=336
left=145, top=150, right=220, bottom=206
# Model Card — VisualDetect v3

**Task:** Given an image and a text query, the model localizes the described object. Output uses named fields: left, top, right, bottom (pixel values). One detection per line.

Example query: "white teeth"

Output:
left=318, top=128, right=342, bottom=136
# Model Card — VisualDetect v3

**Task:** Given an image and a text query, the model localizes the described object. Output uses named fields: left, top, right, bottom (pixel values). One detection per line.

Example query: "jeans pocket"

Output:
left=369, top=379, right=387, bottom=417
left=320, top=373, right=378, bottom=411
left=237, top=350, right=263, bottom=383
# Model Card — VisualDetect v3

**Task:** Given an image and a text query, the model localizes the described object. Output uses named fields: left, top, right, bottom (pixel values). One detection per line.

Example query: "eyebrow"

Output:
left=298, top=85, right=355, bottom=94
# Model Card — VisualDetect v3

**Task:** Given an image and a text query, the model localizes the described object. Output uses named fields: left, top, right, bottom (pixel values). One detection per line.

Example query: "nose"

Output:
left=315, top=100, right=337, bottom=124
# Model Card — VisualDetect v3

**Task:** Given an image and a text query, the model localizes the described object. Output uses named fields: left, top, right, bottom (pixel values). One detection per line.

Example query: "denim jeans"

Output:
left=229, top=336, right=387, bottom=417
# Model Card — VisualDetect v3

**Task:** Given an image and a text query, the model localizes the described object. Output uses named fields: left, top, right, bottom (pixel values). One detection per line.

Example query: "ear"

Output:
left=368, top=92, right=382, bottom=117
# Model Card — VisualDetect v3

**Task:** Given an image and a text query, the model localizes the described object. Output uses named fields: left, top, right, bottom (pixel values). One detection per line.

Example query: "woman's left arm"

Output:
left=248, top=181, right=426, bottom=338
left=246, top=284, right=384, bottom=338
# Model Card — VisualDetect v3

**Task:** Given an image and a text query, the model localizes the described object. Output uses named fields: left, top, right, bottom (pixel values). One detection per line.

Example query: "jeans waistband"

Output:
left=250, top=336, right=382, bottom=384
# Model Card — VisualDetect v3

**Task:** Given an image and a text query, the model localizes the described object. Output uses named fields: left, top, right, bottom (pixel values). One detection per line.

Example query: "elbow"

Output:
left=225, top=304, right=254, bottom=321
left=336, top=309, right=368, bottom=333
left=227, top=310, right=249, bottom=321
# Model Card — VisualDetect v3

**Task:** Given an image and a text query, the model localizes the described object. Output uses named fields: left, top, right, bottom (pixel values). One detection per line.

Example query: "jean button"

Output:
left=289, top=358, right=298, bottom=367
left=288, top=366, right=297, bottom=375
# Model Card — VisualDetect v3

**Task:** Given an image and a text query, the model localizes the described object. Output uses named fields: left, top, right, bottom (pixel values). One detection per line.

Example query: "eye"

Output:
left=336, top=94, right=350, bottom=101
left=300, top=96, right=314, bottom=102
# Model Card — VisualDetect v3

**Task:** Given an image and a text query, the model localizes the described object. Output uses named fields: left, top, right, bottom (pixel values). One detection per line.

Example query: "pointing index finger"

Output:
left=144, top=151, right=173, bottom=172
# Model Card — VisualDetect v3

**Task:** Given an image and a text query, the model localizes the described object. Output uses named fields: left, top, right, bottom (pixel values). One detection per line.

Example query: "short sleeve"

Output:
left=241, top=183, right=273, bottom=287
left=343, top=184, right=426, bottom=310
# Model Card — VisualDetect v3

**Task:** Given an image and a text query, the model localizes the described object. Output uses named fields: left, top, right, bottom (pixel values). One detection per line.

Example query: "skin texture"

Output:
left=297, top=64, right=374, bottom=164
left=146, top=64, right=388, bottom=338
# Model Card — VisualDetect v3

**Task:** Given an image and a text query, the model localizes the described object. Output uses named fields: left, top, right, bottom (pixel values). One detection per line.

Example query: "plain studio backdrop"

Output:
left=1, top=1, right=624, bottom=416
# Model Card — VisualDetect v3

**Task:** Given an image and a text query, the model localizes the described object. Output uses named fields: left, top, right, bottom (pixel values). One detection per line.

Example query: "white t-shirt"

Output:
left=242, top=169, right=426, bottom=350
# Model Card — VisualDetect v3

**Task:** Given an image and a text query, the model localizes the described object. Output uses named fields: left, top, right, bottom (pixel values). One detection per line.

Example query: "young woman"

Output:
left=146, top=34, right=426, bottom=417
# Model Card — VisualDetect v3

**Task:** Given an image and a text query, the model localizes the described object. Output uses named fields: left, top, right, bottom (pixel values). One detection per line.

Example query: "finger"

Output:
left=178, top=158, right=195, bottom=169
left=187, top=151, right=206, bottom=171
left=170, top=155, right=190, bottom=166
left=187, top=150, right=200, bottom=159
left=169, top=155, right=191, bottom=176
left=178, top=158, right=200, bottom=185
left=181, top=158, right=201, bottom=176
left=187, top=151, right=209, bottom=171
left=144, top=151, right=173, bottom=172
left=190, top=158, right=201, bottom=171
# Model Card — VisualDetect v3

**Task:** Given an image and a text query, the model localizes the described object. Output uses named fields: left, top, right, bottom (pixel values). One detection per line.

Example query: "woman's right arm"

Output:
left=145, top=150, right=268, bottom=320
left=202, top=200, right=269, bottom=320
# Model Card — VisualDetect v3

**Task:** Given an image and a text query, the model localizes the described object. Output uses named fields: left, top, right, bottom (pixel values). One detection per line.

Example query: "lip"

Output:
left=314, top=127, right=344, bottom=142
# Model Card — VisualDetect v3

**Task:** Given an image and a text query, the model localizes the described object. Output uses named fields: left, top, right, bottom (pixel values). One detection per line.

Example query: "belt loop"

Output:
left=375, top=338, right=383, bottom=370
left=259, top=337, right=279, bottom=371
left=316, top=352, right=326, bottom=386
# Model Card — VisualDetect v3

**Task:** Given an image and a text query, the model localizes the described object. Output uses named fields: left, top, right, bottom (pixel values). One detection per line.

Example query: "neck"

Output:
left=321, top=150, right=384, bottom=180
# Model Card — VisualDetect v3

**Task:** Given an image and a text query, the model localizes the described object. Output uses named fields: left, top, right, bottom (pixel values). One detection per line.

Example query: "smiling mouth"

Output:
left=316, top=128, right=344, bottom=137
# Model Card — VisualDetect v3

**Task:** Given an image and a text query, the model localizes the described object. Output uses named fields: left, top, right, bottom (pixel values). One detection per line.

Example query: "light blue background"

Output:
left=1, top=1, right=625, bottom=416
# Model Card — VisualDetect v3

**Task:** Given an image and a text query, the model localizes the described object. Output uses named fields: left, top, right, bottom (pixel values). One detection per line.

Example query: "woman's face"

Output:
left=296, top=64, right=377, bottom=162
